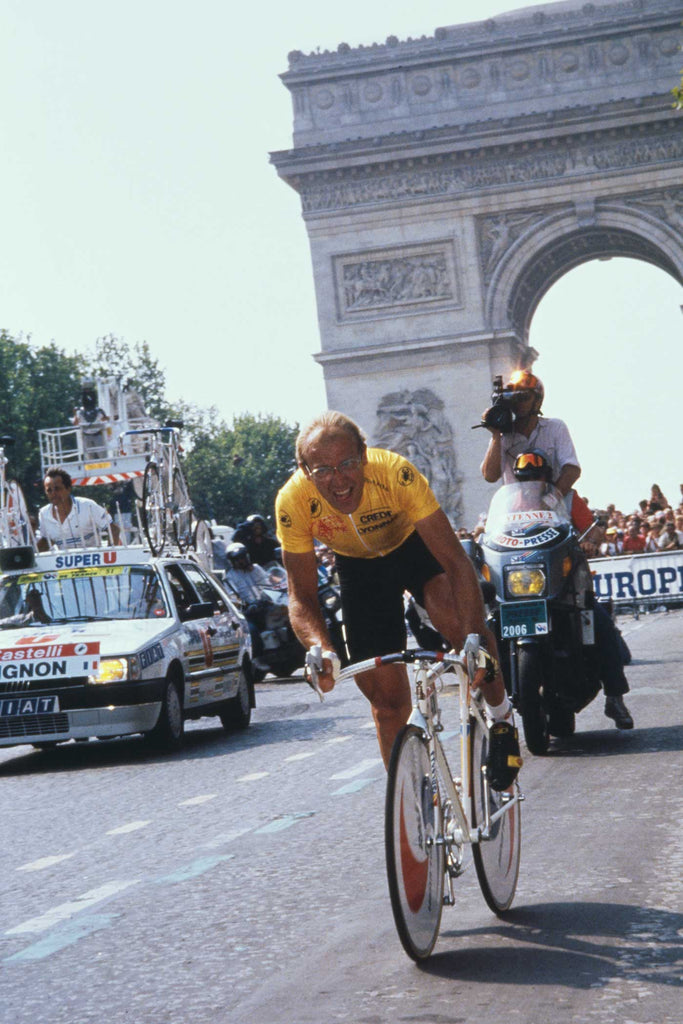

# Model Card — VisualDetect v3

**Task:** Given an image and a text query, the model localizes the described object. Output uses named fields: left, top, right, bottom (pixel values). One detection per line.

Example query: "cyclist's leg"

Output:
left=354, top=663, right=411, bottom=767
left=336, top=552, right=411, bottom=766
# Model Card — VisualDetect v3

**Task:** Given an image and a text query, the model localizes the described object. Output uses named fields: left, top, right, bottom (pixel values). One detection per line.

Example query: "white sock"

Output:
left=486, top=696, right=513, bottom=722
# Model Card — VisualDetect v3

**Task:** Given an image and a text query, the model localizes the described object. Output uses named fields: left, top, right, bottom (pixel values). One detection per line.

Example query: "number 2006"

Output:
left=502, top=624, right=528, bottom=638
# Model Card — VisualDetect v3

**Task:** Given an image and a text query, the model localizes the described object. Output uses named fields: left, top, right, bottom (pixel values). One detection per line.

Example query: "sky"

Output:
left=0, top=0, right=681, bottom=517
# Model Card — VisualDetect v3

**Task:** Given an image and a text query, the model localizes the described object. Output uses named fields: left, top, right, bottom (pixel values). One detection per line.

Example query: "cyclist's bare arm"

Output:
left=282, top=549, right=338, bottom=691
left=414, top=509, right=505, bottom=703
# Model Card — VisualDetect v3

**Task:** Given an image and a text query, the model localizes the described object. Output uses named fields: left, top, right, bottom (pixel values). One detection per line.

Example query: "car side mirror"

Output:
left=178, top=601, right=214, bottom=622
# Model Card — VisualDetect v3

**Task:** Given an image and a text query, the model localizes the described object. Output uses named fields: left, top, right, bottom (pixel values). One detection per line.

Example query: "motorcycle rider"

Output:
left=483, top=403, right=634, bottom=731
left=232, top=514, right=280, bottom=566
left=225, top=542, right=269, bottom=668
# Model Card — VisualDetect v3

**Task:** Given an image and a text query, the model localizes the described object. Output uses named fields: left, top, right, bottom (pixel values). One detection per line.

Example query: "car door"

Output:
left=178, top=563, right=244, bottom=704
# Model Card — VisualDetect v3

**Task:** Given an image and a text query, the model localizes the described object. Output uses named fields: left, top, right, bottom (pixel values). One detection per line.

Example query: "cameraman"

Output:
left=480, top=370, right=580, bottom=498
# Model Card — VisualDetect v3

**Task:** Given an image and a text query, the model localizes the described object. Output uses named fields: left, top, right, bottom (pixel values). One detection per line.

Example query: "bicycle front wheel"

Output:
left=471, top=715, right=521, bottom=913
left=385, top=725, right=444, bottom=961
left=141, top=463, right=167, bottom=555
left=171, top=469, right=193, bottom=551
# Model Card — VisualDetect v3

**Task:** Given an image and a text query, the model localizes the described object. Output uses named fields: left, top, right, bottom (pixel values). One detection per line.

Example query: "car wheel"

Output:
left=219, top=667, right=252, bottom=731
left=147, top=676, right=184, bottom=751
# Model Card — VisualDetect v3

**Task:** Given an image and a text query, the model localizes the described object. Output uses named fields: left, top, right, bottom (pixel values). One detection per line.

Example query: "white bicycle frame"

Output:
left=335, top=647, right=523, bottom=897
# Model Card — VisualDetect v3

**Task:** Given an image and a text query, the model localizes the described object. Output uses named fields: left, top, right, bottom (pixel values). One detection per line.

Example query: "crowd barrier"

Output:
left=589, top=549, right=683, bottom=608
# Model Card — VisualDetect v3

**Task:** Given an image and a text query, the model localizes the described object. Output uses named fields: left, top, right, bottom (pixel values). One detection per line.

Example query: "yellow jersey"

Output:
left=275, top=448, right=440, bottom=559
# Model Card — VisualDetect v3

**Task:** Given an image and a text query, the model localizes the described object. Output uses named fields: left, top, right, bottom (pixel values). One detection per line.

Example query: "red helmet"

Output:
left=505, top=369, right=544, bottom=413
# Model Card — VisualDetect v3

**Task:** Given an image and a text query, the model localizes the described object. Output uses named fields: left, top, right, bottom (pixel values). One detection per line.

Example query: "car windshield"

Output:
left=485, top=481, right=571, bottom=539
left=0, top=565, right=169, bottom=627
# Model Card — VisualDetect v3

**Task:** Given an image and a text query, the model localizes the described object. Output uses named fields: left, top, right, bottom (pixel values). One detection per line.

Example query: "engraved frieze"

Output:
left=334, top=242, right=460, bottom=320
left=299, top=123, right=683, bottom=213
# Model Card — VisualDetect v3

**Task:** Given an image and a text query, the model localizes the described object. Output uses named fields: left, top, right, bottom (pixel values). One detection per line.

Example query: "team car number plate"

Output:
left=500, top=600, right=548, bottom=638
left=0, top=696, right=60, bottom=716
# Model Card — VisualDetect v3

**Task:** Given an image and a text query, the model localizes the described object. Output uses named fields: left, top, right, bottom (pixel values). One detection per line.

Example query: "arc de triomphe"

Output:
left=271, top=0, right=683, bottom=526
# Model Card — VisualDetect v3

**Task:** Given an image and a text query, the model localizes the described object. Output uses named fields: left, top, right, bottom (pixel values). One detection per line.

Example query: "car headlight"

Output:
left=88, top=656, right=141, bottom=684
left=506, top=567, right=546, bottom=597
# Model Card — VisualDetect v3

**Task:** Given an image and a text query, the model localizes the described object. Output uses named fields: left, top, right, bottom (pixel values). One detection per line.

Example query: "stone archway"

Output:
left=271, top=0, right=683, bottom=525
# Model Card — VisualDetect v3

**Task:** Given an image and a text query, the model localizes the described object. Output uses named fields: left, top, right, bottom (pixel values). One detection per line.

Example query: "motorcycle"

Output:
left=242, top=563, right=305, bottom=681
left=241, top=562, right=346, bottom=682
left=479, top=479, right=601, bottom=755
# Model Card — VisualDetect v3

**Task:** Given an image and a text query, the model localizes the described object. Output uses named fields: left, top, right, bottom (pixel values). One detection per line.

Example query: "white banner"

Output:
left=589, top=549, right=683, bottom=605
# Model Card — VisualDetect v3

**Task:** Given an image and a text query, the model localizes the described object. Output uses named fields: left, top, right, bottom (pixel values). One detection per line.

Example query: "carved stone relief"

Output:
left=619, top=187, right=683, bottom=234
left=374, top=389, right=463, bottom=523
left=334, top=242, right=460, bottom=320
left=478, top=211, right=551, bottom=284
left=300, top=123, right=683, bottom=214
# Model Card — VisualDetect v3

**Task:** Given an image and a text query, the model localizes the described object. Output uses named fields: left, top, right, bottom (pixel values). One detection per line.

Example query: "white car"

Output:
left=0, top=545, right=254, bottom=752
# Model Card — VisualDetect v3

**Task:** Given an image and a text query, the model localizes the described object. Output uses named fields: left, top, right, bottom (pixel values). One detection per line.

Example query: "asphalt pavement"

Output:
left=0, top=608, right=681, bottom=1024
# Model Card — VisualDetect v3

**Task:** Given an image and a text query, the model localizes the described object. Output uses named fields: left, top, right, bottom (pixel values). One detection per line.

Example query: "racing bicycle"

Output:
left=335, top=639, right=523, bottom=960
left=0, top=435, right=36, bottom=552
left=120, top=423, right=209, bottom=558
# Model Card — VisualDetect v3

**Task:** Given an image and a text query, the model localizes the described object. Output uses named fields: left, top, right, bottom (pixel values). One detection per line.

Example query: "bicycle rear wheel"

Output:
left=471, top=715, right=521, bottom=913
left=5, top=481, right=34, bottom=547
left=192, top=518, right=213, bottom=570
left=171, top=468, right=193, bottom=551
left=141, top=463, right=167, bottom=555
left=385, top=724, right=444, bottom=961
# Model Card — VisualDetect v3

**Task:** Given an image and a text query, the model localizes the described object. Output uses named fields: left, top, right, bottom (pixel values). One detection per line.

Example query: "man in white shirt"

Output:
left=38, top=467, right=121, bottom=550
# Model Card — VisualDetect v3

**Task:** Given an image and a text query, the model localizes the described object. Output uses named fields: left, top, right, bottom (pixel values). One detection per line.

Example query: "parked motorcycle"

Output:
left=479, top=479, right=601, bottom=755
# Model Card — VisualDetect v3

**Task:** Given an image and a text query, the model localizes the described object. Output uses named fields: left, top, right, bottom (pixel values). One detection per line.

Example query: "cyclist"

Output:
left=275, top=411, right=522, bottom=790
left=480, top=373, right=634, bottom=730
left=37, top=467, right=121, bottom=550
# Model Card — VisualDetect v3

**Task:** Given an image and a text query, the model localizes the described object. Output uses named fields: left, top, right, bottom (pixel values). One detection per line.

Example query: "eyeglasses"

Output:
left=304, top=456, right=362, bottom=483
left=515, top=452, right=545, bottom=470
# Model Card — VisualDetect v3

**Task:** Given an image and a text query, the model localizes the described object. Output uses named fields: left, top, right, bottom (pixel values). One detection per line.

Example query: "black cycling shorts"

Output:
left=335, top=530, right=445, bottom=662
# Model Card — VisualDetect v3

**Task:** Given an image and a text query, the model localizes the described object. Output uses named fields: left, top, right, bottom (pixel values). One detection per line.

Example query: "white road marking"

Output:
left=203, top=826, right=253, bottom=849
left=4, top=914, right=116, bottom=963
left=154, top=855, right=233, bottom=884
left=16, top=853, right=75, bottom=873
left=106, top=820, right=151, bottom=835
left=178, top=794, right=217, bottom=806
left=237, top=771, right=269, bottom=782
left=284, top=751, right=317, bottom=762
left=6, top=879, right=141, bottom=936
left=325, top=735, right=354, bottom=744
left=330, top=758, right=383, bottom=780
left=360, top=721, right=376, bottom=730
left=333, top=777, right=381, bottom=795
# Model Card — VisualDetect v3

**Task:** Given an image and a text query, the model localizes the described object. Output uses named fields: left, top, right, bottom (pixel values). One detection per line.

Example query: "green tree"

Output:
left=184, top=413, right=298, bottom=526
left=0, top=331, right=83, bottom=506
